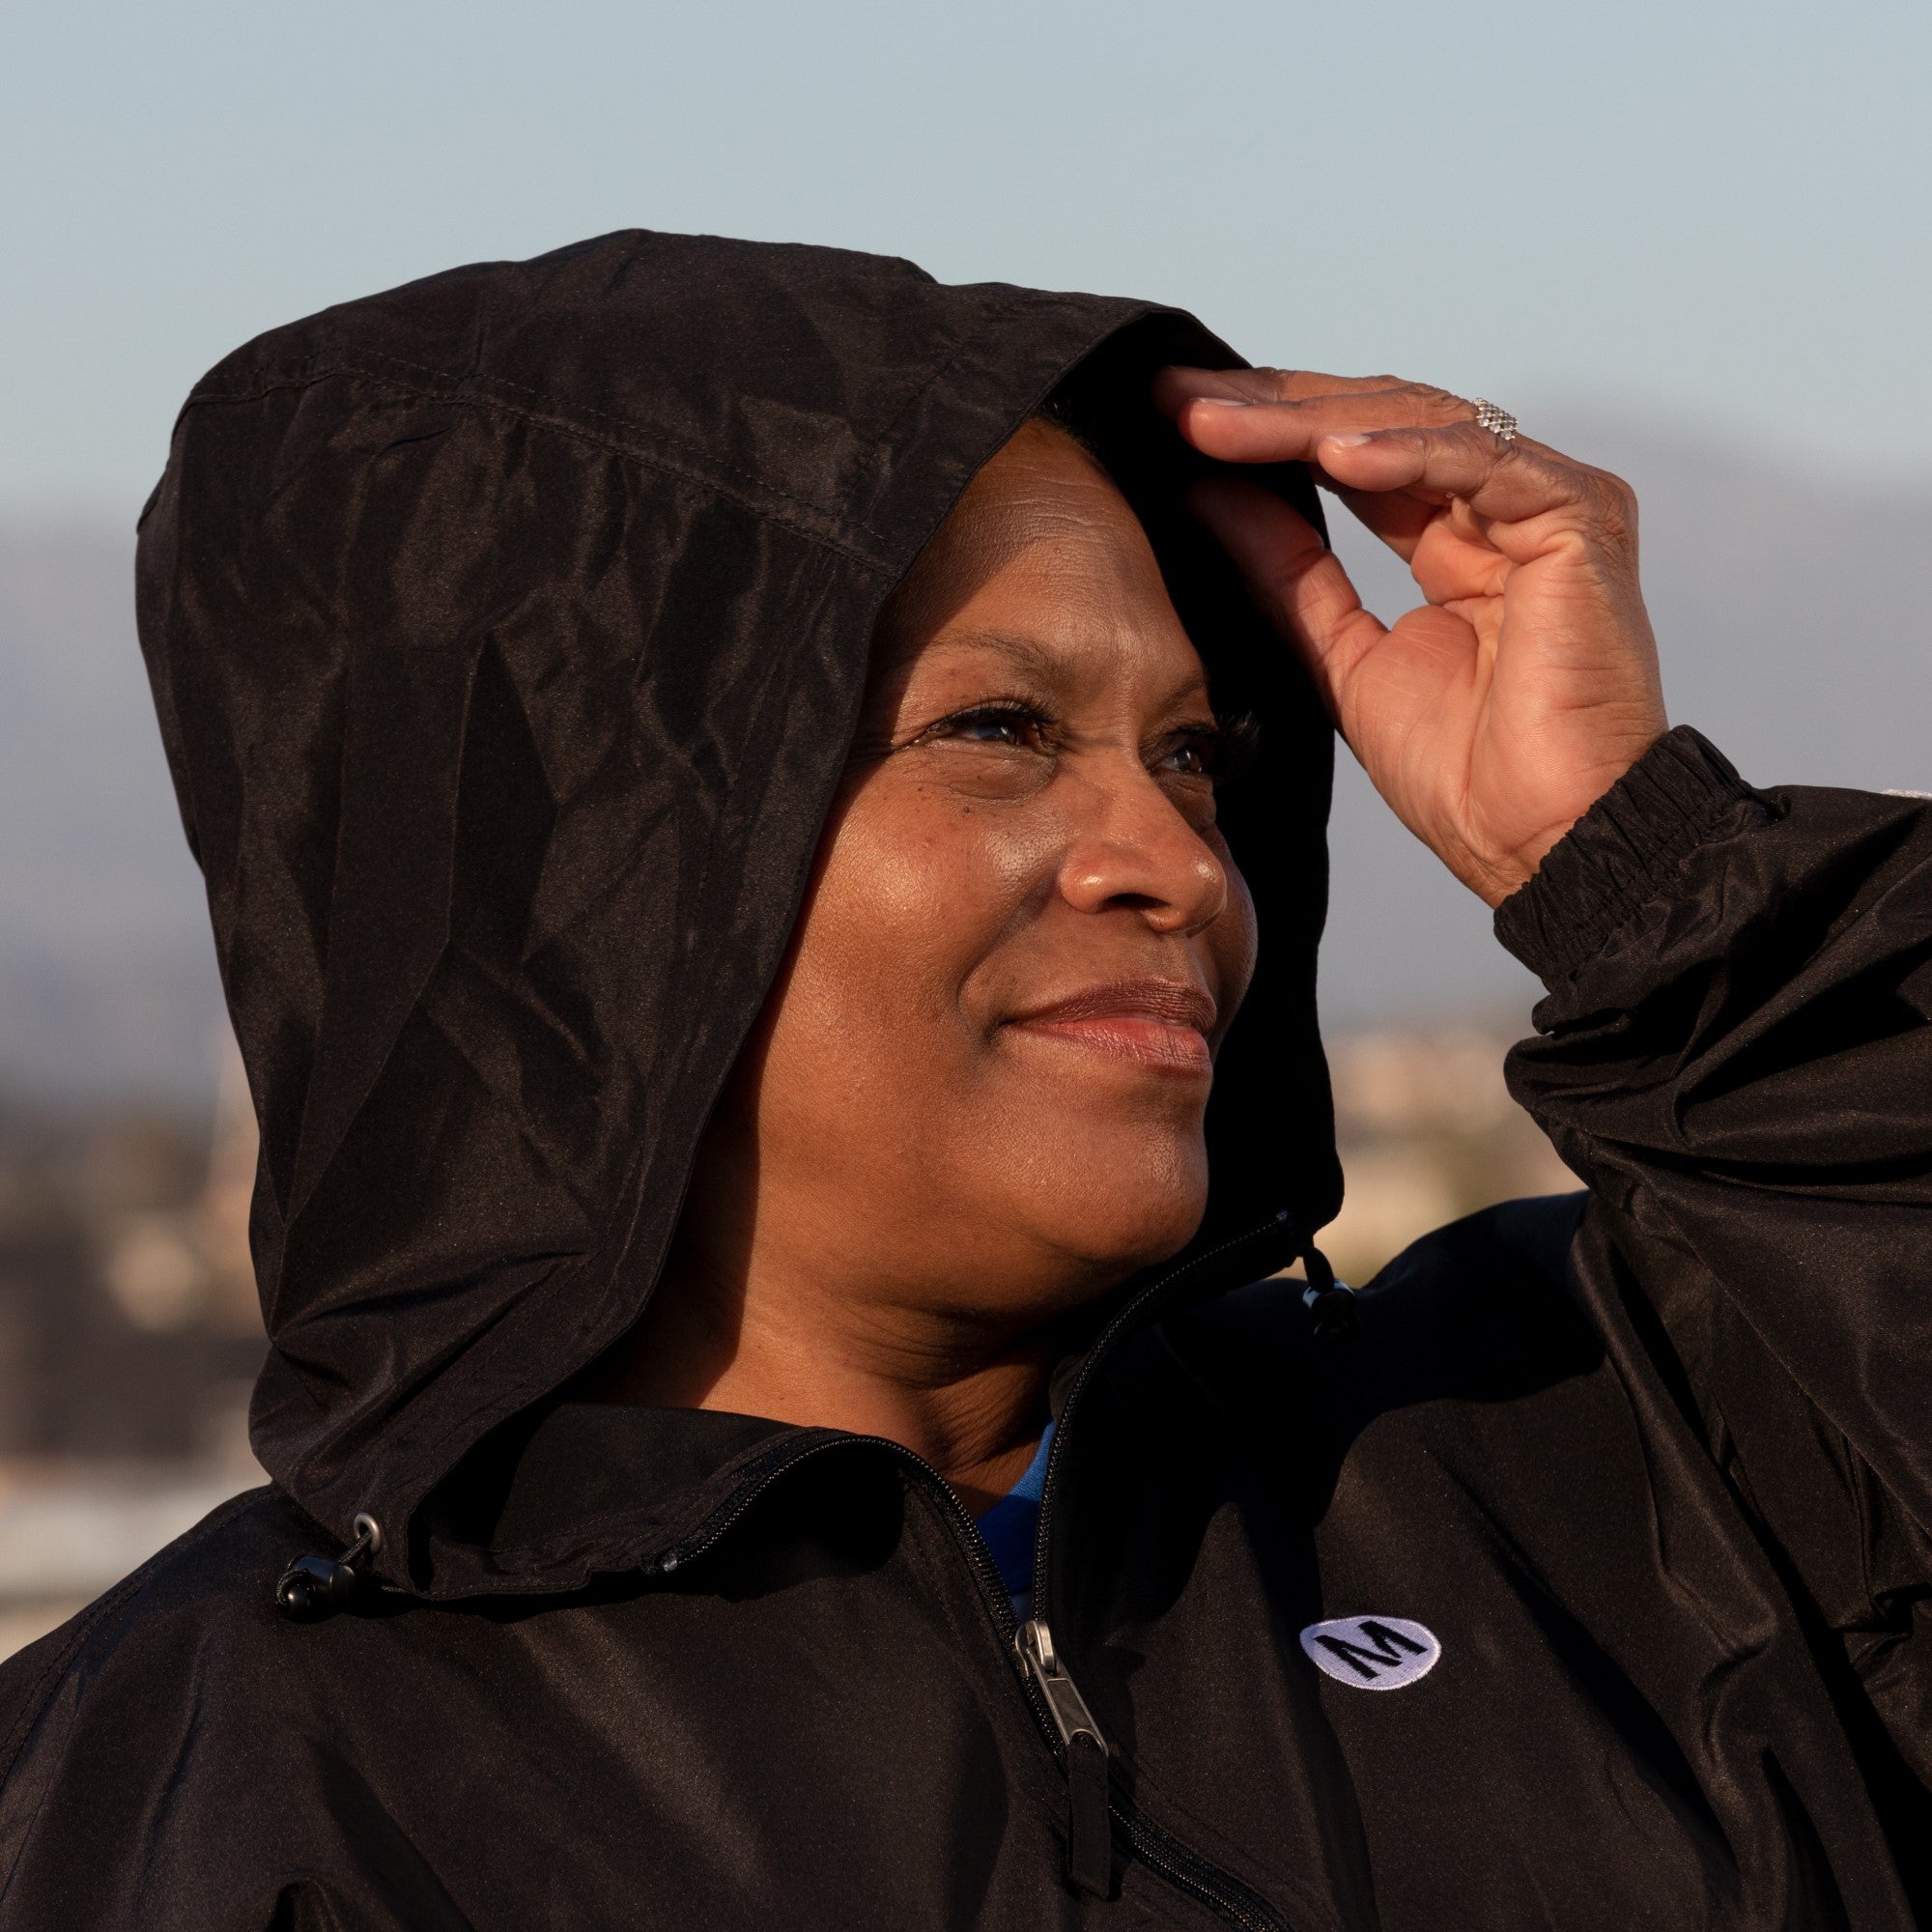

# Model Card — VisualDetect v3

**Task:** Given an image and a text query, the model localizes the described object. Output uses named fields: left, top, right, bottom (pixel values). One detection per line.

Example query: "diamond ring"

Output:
left=1472, top=399, right=1520, bottom=442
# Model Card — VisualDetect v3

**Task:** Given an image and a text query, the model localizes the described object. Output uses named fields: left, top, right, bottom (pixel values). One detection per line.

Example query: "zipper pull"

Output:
left=1016, top=1617, right=1113, bottom=1898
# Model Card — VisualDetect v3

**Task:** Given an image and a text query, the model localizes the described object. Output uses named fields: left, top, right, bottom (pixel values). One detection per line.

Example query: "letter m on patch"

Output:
left=1314, top=1620, right=1425, bottom=1680
left=1300, top=1612, right=1441, bottom=1690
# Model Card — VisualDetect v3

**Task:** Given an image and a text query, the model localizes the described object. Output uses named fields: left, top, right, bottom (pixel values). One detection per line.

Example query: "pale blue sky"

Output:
left=5, top=0, right=1929, bottom=518
left=5, top=0, right=1930, bottom=1075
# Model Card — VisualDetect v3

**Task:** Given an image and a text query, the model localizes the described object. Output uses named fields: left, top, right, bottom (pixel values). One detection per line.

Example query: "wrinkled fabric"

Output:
left=2, top=236, right=1930, bottom=1931
left=123, top=232, right=1340, bottom=1592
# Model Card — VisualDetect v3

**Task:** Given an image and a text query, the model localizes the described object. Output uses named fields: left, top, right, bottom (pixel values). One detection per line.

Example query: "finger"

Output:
left=1155, top=367, right=1472, bottom=463
left=1154, top=366, right=1447, bottom=411
left=1189, top=477, right=1387, bottom=724
left=1314, top=424, right=1604, bottom=530
left=1159, top=372, right=1615, bottom=536
left=1324, top=482, right=1436, bottom=564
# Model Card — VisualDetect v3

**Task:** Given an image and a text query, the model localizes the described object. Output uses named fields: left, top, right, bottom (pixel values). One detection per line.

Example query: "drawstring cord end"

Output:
left=275, top=1512, right=384, bottom=1622
left=1299, top=1243, right=1359, bottom=1343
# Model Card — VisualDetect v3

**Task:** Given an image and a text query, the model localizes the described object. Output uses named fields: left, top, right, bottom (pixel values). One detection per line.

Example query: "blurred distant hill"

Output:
left=0, top=526, right=224, bottom=1102
left=4, top=413, right=1930, bottom=1102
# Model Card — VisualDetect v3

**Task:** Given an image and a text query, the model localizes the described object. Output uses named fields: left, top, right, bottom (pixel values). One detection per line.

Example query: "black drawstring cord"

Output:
left=1300, top=1241, right=1359, bottom=1343
left=275, top=1512, right=383, bottom=1622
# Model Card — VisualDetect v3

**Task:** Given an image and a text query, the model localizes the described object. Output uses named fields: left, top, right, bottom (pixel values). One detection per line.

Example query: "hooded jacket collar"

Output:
left=135, top=231, right=1340, bottom=1596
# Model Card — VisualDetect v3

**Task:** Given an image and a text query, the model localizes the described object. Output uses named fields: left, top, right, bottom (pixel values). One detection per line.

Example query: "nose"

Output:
left=1056, top=762, right=1230, bottom=936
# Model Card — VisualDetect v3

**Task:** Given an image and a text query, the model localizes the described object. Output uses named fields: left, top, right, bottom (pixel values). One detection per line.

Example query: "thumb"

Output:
left=1188, top=477, right=1386, bottom=727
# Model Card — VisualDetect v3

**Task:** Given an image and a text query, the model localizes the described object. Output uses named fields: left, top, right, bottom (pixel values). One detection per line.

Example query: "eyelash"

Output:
left=915, top=697, right=1240, bottom=781
left=917, top=697, right=1058, bottom=753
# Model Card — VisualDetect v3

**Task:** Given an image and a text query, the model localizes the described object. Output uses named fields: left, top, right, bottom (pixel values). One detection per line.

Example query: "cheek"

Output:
left=1207, top=849, right=1259, bottom=1032
left=762, top=778, right=1049, bottom=1103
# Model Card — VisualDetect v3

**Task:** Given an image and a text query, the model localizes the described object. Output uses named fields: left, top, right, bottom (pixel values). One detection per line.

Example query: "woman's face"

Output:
left=703, top=419, right=1258, bottom=1326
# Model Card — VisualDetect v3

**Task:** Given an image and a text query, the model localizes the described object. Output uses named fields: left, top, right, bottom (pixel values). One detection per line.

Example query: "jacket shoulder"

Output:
left=0, top=1486, right=332, bottom=1907
left=3, top=1485, right=312, bottom=1721
left=1163, top=1192, right=1597, bottom=1405
left=1362, top=1188, right=1589, bottom=1312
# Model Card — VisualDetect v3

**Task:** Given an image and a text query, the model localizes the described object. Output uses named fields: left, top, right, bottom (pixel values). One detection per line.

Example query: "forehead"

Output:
left=872, top=419, right=1208, bottom=701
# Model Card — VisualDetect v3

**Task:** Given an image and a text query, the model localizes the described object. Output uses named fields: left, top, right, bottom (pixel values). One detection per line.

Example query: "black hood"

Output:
left=134, top=230, right=1341, bottom=1596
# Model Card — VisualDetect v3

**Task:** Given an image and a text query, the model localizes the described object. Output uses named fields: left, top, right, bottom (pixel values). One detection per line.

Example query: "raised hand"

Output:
left=1154, top=369, right=1668, bottom=908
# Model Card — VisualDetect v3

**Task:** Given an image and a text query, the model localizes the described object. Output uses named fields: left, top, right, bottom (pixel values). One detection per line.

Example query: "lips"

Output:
left=1004, top=979, right=1217, bottom=1074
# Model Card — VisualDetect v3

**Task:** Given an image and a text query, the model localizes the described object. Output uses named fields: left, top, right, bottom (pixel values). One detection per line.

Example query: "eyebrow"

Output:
left=916, top=627, right=1216, bottom=716
left=910, top=628, right=1065, bottom=686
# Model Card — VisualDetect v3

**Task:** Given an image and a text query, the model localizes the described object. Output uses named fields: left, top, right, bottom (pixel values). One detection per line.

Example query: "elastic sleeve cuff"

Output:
left=1493, top=725, right=1765, bottom=984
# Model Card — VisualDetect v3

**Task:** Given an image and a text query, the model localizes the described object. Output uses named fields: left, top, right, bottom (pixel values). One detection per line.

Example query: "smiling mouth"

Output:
left=1004, top=979, right=1216, bottom=1074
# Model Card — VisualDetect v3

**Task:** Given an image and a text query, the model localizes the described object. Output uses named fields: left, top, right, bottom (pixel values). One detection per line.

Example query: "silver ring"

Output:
left=1472, top=399, right=1519, bottom=442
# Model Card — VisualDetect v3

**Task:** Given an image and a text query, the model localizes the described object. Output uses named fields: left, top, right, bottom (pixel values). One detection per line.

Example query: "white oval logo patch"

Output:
left=1299, top=1615, right=1440, bottom=1690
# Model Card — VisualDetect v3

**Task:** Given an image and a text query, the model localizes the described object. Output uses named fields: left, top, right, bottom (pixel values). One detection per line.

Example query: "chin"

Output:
left=1022, top=1127, right=1209, bottom=1275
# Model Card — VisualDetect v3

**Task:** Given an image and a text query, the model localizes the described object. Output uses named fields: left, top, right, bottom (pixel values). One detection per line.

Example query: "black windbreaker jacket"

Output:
left=2, top=234, right=1928, bottom=1930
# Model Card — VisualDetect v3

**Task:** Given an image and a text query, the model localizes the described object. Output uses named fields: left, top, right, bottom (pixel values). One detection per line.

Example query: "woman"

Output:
left=1, top=231, right=1926, bottom=1929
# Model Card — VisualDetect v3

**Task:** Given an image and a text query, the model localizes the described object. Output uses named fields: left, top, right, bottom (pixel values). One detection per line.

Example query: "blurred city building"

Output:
left=0, top=1035, right=265, bottom=1658
left=1318, top=1023, right=1579, bottom=1289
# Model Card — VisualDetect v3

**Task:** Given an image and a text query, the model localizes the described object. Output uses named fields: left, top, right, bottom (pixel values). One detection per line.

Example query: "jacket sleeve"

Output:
left=1495, top=726, right=1932, bottom=1775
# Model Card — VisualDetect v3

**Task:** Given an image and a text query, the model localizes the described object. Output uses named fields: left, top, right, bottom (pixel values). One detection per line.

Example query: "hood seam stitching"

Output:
left=180, top=359, right=897, bottom=573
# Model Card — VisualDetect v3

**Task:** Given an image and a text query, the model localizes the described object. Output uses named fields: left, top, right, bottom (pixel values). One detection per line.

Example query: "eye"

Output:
left=955, top=711, right=1028, bottom=746
left=915, top=699, right=1056, bottom=753
left=1161, top=711, right=1258, bottom=787
left=1156, top=726, right=1225, bottom=781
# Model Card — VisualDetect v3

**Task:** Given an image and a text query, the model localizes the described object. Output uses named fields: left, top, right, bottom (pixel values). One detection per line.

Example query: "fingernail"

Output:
left=1321, top=432, right=1375, bottom=446
left=1192, top=395, right=1252, bottom=408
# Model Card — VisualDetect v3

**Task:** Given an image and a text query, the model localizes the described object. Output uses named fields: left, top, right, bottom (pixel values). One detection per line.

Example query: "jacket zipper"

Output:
left=654, top=1209, right=1302, bottom=1928
left=1113, top=1804, right=1295, bottom=1932
left=656, top=1437, right=1044, bottom=1719
left=1009, top=1616, right=1295, bottom=1928
left=1018, top=1209, right=1301, bottom=1926
left=1030, top=1210, right=1296, bottom=1595
left=1014, top=1616, right=1114, bottom=1895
